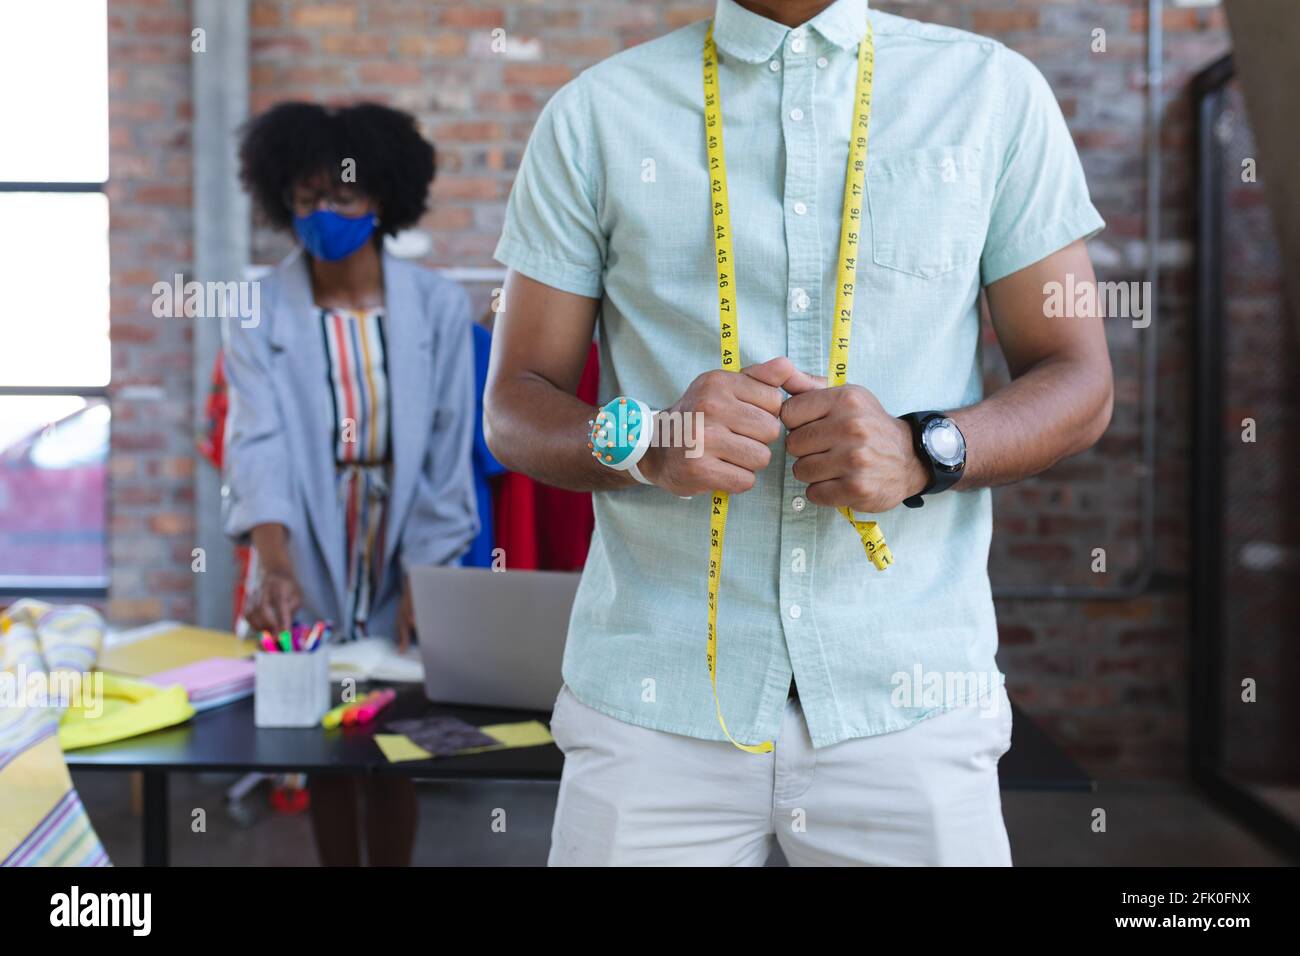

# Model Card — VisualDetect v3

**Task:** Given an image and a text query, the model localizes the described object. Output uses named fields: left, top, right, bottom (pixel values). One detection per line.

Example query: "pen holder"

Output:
left=254, top=650, right=331, bottom=728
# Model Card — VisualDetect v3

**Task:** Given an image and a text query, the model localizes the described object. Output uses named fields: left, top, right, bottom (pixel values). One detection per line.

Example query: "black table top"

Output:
left=66, top=684, right=562, bottom=780
left=65, top=684, right=1092, bottom=791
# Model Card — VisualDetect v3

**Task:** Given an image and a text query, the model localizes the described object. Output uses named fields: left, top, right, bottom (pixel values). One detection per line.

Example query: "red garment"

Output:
left=197, top=352, right=228, bottom=469
left=492, top=343, right=599, bottom=571
left=197, top=352, right=252, bottom=628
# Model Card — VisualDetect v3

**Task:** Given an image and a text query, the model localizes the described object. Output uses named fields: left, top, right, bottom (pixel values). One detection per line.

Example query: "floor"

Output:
left=72, top=771, right=1292, bottom=867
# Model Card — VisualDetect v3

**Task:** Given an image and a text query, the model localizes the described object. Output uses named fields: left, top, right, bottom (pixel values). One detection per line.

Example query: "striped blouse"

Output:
left=319, top=306, right=391, bottom=638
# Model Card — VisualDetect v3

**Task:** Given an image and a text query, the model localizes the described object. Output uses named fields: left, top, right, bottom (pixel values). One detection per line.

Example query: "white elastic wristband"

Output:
left=623, top=404, right=656, bottom=483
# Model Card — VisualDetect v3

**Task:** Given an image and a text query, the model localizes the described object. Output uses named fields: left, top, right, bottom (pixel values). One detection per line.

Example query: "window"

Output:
left=0, top=1, right=110, bottom=592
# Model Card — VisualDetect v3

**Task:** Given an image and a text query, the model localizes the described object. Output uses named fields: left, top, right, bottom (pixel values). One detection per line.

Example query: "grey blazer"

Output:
left=221, top=248, right=479, bottom=637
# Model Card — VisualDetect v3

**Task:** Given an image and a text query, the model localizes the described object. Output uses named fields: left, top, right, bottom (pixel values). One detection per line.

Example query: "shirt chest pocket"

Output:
left=866, top=146, right=983, bottom=279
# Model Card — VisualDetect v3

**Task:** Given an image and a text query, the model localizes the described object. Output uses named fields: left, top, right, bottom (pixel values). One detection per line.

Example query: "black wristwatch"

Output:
left=899, top=411, right=966, bottom=509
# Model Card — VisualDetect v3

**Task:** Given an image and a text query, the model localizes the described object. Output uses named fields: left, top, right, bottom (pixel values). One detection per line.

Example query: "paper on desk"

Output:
left=373, top=720, right=554, bottom=763
left=374, top=734, right=433, bottom=762
left=475, top=721, right=554, bottom=750
left=98, top=622, right=254, bottom=677
left=328, top=637, right=424, bottom=683
left=386, top=716, right=498, bottom=756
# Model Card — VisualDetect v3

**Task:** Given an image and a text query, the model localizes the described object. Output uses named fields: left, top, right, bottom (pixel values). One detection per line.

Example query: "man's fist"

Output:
left=640, top=357, right=801, bottom=497
left=782, top=379, right=929, bottom=513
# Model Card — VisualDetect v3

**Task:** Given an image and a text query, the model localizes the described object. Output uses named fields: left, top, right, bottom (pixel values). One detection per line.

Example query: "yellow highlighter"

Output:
left=321, top=697, right=363, bottom=730
left=322, top=690, right=382, bottom=729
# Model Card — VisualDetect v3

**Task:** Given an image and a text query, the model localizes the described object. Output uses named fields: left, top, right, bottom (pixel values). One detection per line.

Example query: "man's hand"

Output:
left=782, top=378, right=929, bottom=513
left=639, top=357, right=801, bottom=497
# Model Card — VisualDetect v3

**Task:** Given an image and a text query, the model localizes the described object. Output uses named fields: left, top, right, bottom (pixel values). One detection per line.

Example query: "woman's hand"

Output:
left=246, top=567, right=303, bottom=634
left=397, top=578, right=417, bottom=652
left=247, top=523, right=302, bottom=633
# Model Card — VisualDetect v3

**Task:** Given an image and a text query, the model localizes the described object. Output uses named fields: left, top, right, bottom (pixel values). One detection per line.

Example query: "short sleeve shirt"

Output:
left=495, top=0, right=1104, bottom=747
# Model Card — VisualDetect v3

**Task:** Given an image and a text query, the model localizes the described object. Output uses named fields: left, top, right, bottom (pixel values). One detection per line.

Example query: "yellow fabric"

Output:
left=1, top=736, right=75, bottom=855
left=1, top=600, right=111, bottom=866
left=2, top=603, right=196, bottom=865
left=58, top=673, right=194, bottom=752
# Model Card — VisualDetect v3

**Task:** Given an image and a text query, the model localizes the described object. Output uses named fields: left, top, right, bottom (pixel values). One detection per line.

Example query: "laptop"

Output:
left=408, top=565, right=581, bottom=711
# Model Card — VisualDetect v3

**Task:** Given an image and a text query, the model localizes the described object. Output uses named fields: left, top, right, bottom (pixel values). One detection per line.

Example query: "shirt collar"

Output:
left=711, top=0, right=870, bottom=64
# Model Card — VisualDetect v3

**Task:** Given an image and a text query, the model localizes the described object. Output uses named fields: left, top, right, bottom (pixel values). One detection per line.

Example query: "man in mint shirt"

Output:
left=486, top=0, right=1111, bottom=865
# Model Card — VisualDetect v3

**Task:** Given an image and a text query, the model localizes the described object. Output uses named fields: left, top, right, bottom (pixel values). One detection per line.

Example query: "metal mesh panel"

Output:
left=1215, top=79, right=1300, bottom=787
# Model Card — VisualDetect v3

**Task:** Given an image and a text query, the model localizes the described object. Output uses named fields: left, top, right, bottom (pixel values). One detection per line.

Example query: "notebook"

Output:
left=328, top=637, right=424, bottom=684
left=145, top=657, right=256, bottom=712
left=99, top=621, right=255, bottom=677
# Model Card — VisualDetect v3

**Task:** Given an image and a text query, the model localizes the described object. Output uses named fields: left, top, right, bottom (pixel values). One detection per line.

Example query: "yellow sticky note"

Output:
left=373, top=734, right=432, bottom=763
left=478, top=720, right=554, bottom=749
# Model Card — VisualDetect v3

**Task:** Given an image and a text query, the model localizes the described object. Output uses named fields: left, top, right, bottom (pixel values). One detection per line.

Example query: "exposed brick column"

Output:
left=107, top=0, right=195, bottom=625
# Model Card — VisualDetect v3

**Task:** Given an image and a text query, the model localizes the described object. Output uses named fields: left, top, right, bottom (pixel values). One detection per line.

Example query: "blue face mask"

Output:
left=293, top=209, right=378, bottom=261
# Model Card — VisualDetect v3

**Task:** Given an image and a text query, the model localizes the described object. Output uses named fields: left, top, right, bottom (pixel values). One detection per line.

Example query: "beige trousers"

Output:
left=548, top=682, right=1014, bottom=866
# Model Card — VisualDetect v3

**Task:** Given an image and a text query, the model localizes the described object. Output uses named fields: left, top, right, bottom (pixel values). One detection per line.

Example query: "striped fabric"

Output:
left=321, top=305, right=391, bottom=465
left=0, top=600, right=110, bottom=867
left=320, top=306, right=392, bottom=638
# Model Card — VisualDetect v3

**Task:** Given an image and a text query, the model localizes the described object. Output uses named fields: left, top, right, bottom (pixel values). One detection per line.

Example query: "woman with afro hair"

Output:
left=222, top=102, right=478, bottom=865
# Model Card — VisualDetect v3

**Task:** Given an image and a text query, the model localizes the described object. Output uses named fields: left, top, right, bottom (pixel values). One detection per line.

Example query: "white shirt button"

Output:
left=792, top=495, right=806, bottom=512
left=789, top=604, right=802, bottom=620
left=789, top=288, right=810, bottom=312
left=791, top=36, right=806, bottom=54
left=769, top=59, right=780, bottom=72
left=790, top=108, right=804, bottom=122
left=817, top=56, right=829, bottom=68
left=793, top=201, right=807, bottom=216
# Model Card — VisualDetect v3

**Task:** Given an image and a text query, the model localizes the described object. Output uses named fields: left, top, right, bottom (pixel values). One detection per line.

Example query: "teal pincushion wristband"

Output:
left=589, top=397, right=653, bottom=483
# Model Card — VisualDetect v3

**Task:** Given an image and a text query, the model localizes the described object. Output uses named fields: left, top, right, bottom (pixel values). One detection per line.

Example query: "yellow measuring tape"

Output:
left=703, top=19, right=893, bottom=755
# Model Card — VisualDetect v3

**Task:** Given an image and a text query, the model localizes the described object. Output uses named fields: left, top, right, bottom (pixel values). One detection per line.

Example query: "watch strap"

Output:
left=901, top=411, right=962, bottom=508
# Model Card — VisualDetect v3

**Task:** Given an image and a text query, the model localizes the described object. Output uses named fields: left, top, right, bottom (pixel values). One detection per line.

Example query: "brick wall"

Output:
left=942, top=0, right=1231, bottom=777
left=107, top=0, right=196, bottom=625
left=107, top=0, right=1234, bottom=778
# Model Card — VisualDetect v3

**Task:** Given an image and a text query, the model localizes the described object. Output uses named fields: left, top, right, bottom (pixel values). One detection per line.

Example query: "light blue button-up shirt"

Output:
left=494, top=0, right=1104, bottom=747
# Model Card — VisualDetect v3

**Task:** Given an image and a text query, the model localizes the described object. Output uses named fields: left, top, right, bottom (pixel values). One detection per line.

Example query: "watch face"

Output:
left=922, top=417, right=965, bottom=469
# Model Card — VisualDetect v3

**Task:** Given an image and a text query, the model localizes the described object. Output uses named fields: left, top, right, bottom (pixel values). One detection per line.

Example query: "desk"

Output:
left=66, top=685, right=1091, bottom=865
